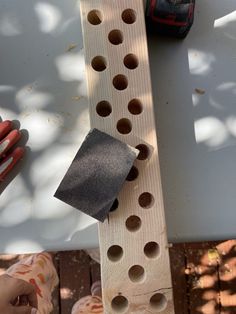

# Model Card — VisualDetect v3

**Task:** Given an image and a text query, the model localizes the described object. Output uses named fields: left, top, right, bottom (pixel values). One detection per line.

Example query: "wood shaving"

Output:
left=66, top=43, right=78, bottom=52
left=195, top=88, right=206, bottom=95
left=208, top=248, right=220, bottom=261
left=72, top=96, right=83, bottom=101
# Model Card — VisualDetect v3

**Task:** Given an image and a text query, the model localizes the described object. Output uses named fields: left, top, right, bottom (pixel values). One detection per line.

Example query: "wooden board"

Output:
left=79, top=1, right=174, bottom=313
left=185, top=244, right=220, bottom=314
left=217, top=240, right=236, bottom=313
left=59, top=250, right=91, bottom=314
left=169, top=244, right=188, bottom=314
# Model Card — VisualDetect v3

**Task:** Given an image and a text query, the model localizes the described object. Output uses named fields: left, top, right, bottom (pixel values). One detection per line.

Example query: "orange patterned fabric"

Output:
left=6, top=253, right=59, bottom=314
left=71, top=295, right=103, bottom=314
left=5, top=252, right=103, bottom=314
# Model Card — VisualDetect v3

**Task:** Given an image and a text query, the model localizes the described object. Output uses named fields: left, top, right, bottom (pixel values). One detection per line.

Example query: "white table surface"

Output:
left=0, top=0, right=235, bottom=253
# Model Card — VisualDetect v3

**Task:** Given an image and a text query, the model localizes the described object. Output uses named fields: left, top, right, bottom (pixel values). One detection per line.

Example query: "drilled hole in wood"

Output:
left=124, top=54, right=139, bottom=70
left=150, top=293, right=167, bottom=312
left=87, top=10, right=102, bottom=25
left=111, top=296, right=128, bottom=313
left=128, top=99, right=143, bottom=115
left=125, top=215, right=141, bottom=232
left=108, top=29, right=123, bottom=45
left=117, top=118, right=132, bottom=134
left=138, top=192, right=154, bottom=208
left=91, top=56, right=107, bottom=72
left=107, top=245, right=123, bottom=262
left=135, top=144, right=150, bottom=160
left=128, top=265, right=145, bottom=283
left=122, top=9, right=137, bottom=24
left=113, top=75, right=128, bottom=90
left=110, top=199, right=119, bottom=212
left=144, top=242, right=160, bottom=259
left=126, top=166, right=138, bottom=181
left=96, top=101, right=112, bottom=117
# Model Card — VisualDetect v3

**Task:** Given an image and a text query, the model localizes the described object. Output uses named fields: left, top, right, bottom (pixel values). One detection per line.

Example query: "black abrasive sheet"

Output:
left=54, top=128, right=138, bottom=222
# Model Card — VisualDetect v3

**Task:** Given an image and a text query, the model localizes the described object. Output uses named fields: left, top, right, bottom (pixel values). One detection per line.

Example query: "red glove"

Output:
left=0, top=120, right=25, bottom=181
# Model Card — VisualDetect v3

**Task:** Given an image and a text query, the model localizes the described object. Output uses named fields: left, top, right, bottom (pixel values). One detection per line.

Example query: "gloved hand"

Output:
left=0, top=120, right=24, bottom=181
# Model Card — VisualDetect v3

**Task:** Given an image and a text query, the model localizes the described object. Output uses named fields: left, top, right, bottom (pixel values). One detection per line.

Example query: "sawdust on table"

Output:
left=195, top=88, right=206, bottom=95
left=66, top=43, right=78, bottom=52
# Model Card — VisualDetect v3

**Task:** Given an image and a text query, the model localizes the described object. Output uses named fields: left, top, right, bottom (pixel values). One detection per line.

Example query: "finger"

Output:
left=0, top=120, right=12, bottom=140
left=216, top=240, right=236, bottom=256
left=0, top=129, right=21, bottom=158
left=0, top=147, right=25, bottom=181
left=14, top=279, right=38, bottom=309
left=19, top=295, right=28, bottom=306
left=13, top=306, right=38, bottom=314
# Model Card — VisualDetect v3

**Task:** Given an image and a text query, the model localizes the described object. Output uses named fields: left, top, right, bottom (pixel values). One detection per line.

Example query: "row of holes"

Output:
left=89, top=7, right=154, bottom=240
left=93, top=59, right=139, bottom=135
left=112, top=293, right=167, bottom=313
left=92, top=58, right=138, bottom=136
left=88, top=9, right=137, bottom=26
left=96, top=98, right=142, bottom=118
left=87, top=7, right=167, bottom=314
left=108, top=245, right=167, bottom=311
left=91, top=54, right=138, bottom=72
left=107, top=242, right=160, bottom=263
left=89, top=11, right=139, bottom=140
left=110, top=190, right=154, bottom=213
left=89, top=10, right=140, bottom=140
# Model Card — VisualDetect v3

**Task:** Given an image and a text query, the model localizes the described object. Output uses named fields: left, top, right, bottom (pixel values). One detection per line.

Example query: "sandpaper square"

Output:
left=54, top=128, right=138, bottom=222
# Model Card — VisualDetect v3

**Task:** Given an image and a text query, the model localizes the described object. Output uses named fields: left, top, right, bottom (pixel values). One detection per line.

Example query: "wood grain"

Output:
left=80, top=1, right=174, bottom=313
left=169, top=244, right=188, bottom=314
left=59, top=251, right=91, bottom=314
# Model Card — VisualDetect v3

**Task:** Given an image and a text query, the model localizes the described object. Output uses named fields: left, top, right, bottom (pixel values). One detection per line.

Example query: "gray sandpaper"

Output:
left=54, top=128, right=138, bottom=222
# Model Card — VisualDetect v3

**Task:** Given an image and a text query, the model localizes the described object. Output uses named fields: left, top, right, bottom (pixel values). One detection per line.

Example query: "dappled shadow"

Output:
left=0, top=0, right=97, bottom=253
left=186, top=240, right=236, bottom=313
left=0, top=5, right=236, bottom=314
left=148, top=0, right=236, bottom=243
left=170, top=240, right=236, bottom=313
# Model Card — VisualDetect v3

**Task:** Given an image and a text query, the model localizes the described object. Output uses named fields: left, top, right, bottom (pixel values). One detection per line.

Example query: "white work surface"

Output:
left=0, top=0, right=235, bottom=253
